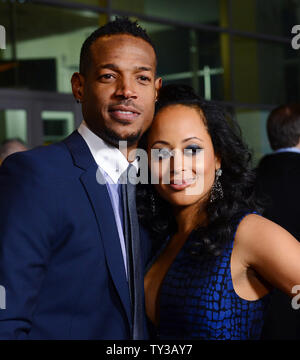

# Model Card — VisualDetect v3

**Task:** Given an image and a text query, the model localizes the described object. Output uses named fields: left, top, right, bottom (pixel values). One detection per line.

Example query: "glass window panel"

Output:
left=141, top=22, right=190, bottom=74
left=0, top=2, right=14, bottom=63
left=235, top=108, right=272, bottom=166
left=112, top=0, right=221, bottom=26
left=232, top=36, right=300, bottom=104
left=42, top=110, right=74, bottom=145
left=196, top=30, right=224, bottom=101
left=62, top=0, right=107, bottom=5
left=137, top=20, right=192, bottom=88
left=231, top=0, right=300, bottom=38
left=0, top=2, right=102, bottom=92
left=137, top=20, right=225, bottom=100
left=0, top=109, right=27, bottom=143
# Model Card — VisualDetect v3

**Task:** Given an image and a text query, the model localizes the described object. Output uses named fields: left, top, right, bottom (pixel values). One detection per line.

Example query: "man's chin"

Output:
left=101, top=128, right=142, bottom=148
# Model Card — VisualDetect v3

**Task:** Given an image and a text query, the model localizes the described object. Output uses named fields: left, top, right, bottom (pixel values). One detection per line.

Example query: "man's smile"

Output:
left=108, top=104, right=141, bottom=122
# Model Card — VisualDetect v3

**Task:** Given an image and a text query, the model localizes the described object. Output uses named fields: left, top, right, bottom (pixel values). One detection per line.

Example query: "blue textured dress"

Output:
left=156, top=213, right=270, bottom=340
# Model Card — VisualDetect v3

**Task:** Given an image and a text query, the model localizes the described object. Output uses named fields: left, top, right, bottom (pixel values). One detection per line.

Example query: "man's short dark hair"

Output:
left=267, top=104, right=300, bottom=150
left=79, top=17, right=156, bottom=75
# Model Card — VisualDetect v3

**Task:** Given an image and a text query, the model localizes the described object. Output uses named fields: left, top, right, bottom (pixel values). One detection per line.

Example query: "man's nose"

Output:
left=114, top=77, right=137, bottom=99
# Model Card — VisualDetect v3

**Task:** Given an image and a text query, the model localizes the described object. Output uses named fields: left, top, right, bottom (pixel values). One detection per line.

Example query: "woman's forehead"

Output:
left=149, top=104, right=209, bottom=141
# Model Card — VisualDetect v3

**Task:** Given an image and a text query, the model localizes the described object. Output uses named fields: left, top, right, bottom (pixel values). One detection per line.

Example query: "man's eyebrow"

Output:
left=97, top=63, right=119, bottom=70
left=95, top=64, right=153, bottom=72
left=135, top=66, right=152, bottom=72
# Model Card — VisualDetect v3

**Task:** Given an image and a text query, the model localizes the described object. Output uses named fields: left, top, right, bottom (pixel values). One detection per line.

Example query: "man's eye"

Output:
left=138, top=75, right=151, bottom=82
left=99, top=74, right=114, bottom=81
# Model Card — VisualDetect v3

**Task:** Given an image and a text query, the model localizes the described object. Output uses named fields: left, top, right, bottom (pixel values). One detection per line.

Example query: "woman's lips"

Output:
left=168, top=178, right=196, bottom=191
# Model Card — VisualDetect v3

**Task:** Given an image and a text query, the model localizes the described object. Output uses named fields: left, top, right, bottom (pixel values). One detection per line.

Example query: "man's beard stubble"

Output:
left=100, top=125, right=142, bottom=148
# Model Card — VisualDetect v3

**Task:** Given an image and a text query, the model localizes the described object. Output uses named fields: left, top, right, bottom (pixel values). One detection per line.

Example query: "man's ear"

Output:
left=71, top=72, right=85, bottom=103
left=154, top=77, right=162, bottom=100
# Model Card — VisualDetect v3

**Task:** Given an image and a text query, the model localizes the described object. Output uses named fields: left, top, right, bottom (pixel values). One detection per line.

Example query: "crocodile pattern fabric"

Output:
left=158, top=213, right=270, bottom=340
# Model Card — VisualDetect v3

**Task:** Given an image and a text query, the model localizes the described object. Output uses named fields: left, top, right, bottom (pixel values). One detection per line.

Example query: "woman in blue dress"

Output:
left=136, top=84, right=300, bottom=340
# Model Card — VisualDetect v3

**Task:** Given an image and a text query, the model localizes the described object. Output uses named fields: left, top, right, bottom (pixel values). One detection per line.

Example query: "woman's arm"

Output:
left=236, top=214, right=300, bottom=297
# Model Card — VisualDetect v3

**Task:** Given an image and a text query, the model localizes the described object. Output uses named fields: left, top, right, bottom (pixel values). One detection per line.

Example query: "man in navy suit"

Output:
left=0, top=17, right=161, bottom=339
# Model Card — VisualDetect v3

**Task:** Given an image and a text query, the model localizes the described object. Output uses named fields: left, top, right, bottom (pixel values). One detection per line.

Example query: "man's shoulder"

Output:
left=260, top=151, right=300, bottom=162
left=256, top=152, right=300, bottom=191
left=22, top=140, right=68, bottom=161
left=258, top=152, right=300, bottom=171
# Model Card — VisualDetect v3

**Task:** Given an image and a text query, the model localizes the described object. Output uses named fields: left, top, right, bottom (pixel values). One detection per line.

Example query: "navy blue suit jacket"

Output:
left=0, top=131, right=152, bottom=339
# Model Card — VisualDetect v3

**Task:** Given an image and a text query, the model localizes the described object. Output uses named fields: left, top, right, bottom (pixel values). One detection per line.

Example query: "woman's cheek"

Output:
left=204, top=158, right=217, bottom=192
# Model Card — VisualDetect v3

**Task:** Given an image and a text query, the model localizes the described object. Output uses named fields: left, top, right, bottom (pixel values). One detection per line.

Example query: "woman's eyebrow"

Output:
left=151, top=137, right=204, bottom=147
left=182, top=137, right=203, bottom=143
left=151, top=140, right=170, bottom=147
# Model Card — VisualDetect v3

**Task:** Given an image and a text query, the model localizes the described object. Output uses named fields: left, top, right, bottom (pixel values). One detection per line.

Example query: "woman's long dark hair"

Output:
left=136, top=84, right=262, bottom=257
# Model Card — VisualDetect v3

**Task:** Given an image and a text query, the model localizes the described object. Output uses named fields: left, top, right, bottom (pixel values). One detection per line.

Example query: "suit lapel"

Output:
left=64, top=131, right=132, bottom=326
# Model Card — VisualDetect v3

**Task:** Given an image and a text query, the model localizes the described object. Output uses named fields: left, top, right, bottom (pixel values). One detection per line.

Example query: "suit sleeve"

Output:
left=0, top=153, right=59, bottom=339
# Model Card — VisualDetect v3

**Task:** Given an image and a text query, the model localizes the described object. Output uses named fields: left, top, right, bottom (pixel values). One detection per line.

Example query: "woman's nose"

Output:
left=170, top=149, right=184, bottom=174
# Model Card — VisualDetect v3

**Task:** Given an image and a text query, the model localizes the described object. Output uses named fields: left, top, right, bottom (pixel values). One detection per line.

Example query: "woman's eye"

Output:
left=152, top=148, right=173, bottom=160
left=184, top=145, right=203, bottom=156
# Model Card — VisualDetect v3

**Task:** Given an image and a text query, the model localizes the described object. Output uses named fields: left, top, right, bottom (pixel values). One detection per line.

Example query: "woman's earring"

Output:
left=210, top=168, right=224, bottom=203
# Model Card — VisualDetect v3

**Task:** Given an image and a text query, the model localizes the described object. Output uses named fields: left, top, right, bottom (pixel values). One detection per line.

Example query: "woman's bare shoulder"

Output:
left=233, top=213, right=300, bottom=295
left=235, top=213, right=291, bottom=247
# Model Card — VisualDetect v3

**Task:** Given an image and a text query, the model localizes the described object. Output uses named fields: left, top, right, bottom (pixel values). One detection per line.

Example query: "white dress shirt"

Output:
left=274, top=146, right=300, bottom=154
left=78, top=120, right=138, bottom=278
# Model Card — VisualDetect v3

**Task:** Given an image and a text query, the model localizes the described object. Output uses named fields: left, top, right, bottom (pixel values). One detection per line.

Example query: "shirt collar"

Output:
left=274, top=147, right=300, bottom=155
left=77, top=120, right=139, bottom=184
